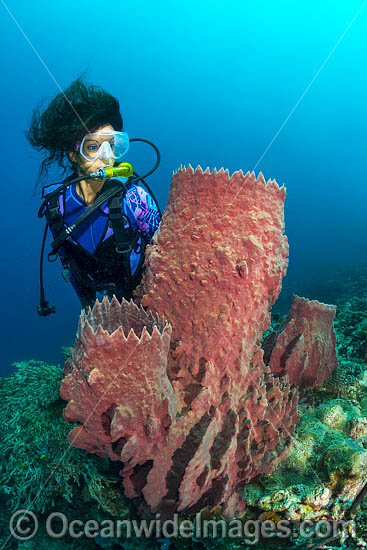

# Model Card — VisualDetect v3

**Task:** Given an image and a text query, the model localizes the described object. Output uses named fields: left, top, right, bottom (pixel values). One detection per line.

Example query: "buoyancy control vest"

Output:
left=43, top=175, right=148, bottom=305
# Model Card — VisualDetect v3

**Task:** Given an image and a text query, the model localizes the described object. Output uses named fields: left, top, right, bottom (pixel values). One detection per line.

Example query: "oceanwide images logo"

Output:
left=8, top=510, right=355, bottom=545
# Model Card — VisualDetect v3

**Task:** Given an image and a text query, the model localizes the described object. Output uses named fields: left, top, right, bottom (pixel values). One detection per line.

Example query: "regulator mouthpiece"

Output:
left=91, top=162, right=134, bottom=180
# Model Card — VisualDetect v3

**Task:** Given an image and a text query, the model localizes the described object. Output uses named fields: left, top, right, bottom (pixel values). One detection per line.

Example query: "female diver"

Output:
left=26, top=77, right=161, bottom=315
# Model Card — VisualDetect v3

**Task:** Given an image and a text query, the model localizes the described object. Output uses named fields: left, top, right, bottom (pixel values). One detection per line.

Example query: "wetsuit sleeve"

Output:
left=125, top=185, right=161, bottom=242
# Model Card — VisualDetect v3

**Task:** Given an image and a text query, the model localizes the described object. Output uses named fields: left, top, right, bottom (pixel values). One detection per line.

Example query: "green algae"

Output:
left=0, top=360, right=132, bottom=550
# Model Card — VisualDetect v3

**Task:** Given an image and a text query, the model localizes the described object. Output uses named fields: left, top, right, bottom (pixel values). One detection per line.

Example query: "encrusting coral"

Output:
left=242, top=363, right=367, bottom=527
left=60, top=165, right=338, bottom=519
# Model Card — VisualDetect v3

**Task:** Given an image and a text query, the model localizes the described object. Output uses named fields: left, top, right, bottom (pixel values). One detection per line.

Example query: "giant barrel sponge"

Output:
left=60, top=166, right=336, bottom=518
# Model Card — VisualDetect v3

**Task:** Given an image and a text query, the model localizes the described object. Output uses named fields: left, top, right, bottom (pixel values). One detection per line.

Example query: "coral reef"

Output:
left=229, top=282, right=367, bottom=548
left=60, top=166, right=337, bottom=520
left=333, top=292, right=367, bottom=362
left=241, top=303, right=367, bottom=546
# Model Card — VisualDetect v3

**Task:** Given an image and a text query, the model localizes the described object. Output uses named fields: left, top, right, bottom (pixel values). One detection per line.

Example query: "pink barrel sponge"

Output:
left=61, top=299, right=173, bottom=462
left=262, top=295, right=338, bottom=389
left=61, top=166, right=303, bottom=518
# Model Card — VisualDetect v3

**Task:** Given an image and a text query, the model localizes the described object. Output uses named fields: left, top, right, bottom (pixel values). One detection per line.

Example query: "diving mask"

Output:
left=76, top=130, right=129, bottom=162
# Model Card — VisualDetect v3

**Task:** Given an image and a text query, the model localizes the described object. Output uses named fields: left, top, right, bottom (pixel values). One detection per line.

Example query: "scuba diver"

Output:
left=26, top=77, right=162, bottom=316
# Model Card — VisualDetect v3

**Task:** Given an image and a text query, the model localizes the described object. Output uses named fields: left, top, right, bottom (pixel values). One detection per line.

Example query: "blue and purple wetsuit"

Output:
left=43, top=173, right=161, bottom=305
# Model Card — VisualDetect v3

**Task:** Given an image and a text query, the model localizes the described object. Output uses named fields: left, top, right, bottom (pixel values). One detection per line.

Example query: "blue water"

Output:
left=1, top=0, right=366, bottom=376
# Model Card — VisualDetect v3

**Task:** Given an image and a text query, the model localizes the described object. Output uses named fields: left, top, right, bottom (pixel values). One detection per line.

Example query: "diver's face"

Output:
left=69, top=123, right=115, bottom=178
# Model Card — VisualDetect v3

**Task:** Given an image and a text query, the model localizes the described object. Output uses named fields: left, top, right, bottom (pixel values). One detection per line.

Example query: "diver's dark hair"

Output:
left=25, top=75, right=123, bottom=185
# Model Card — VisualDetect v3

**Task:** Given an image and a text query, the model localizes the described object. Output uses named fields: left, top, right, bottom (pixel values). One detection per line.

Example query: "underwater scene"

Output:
left=1, top=1, right=367, bottom=549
